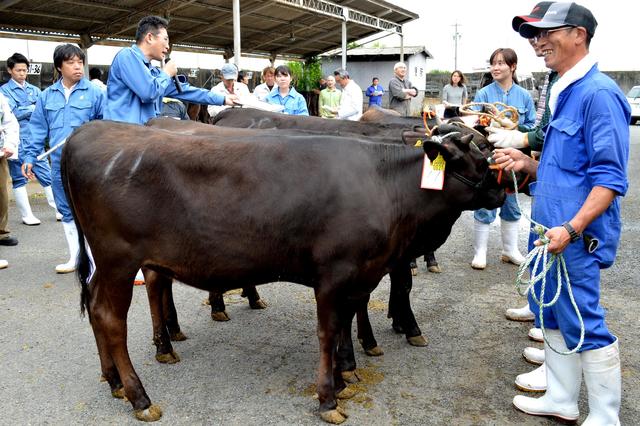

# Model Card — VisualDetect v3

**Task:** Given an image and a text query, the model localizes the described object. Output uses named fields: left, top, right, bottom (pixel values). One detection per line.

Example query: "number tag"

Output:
left=421, top=153, right=446, bottom=190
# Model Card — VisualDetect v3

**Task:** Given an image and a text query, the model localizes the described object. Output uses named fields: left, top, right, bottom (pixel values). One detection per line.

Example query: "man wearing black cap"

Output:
left=494, top=3, right=629, bottom=425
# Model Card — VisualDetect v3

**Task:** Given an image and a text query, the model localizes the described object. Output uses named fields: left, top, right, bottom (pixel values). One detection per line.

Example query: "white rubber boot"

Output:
left=515, top=363, right=547, bottom=392
left=513, top=329, right=581, bottom=422
left=529, top=327, right=544, bottom=342
left=505, top=303, right=535, bottom=321
left=0, top=259, right=7, bottom=269
left=56, top=221, right=79, bottom=274
left=13, top=186, right=41, bottom=225
left=43, top=186, right=63, bottom=221
left=523, top=347, right=545, bottom=365
left=581, top=339, right=621, bottom=426
left=501, top=219, right=525, bottom=265
left=471, top=220, right=489, bottom=270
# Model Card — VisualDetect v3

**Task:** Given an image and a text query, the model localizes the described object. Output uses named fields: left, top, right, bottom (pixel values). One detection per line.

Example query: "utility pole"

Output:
left=452, top=22, right=462, bottom=70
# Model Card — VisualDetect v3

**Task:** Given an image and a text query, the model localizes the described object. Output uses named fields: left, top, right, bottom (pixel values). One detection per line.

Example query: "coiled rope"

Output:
left=509, top=170, right=585, bottom=355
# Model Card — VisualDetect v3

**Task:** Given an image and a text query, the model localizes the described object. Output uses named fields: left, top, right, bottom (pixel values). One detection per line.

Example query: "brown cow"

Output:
left=63, top=120, right=505, bottom=423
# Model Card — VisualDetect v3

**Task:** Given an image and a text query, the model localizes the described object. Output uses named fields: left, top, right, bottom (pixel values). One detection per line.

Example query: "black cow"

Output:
left=63, top=120, right=504, bottom=423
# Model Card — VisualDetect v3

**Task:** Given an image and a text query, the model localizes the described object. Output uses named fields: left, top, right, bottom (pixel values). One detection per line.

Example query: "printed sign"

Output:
left=189, top=68, right=199, bottom=78
left=28, top=63, right=42, bottom=75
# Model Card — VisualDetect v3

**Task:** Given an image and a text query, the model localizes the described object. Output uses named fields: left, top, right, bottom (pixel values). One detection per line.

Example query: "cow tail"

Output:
left=59, top=138, right=91, bottom=319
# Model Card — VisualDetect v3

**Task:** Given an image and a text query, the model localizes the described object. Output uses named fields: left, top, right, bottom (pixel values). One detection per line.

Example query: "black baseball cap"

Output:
left=519, top=2, right=597, bottom=38
left=512, top=2, right=556, bottom=32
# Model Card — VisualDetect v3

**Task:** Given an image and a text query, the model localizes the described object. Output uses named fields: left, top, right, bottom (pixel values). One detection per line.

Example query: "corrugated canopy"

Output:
left=0, top=0, right=418, bottom=60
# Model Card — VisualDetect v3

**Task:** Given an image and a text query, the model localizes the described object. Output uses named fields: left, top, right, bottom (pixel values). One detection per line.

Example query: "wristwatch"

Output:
left=562, top=222, right=581, bottom=243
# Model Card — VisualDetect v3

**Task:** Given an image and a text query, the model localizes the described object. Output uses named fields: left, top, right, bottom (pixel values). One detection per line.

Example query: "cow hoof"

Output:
left=99, top=374, right=107, bottom=382
left=341, top=370, right=360, bottom=383
left=364, top=345, right=384, bottom=356
left=170, top=331, right=187, bottom=341
left=134, top=404, right=163, bottom=422
left=211, top=311, right=230, bottom=322
left=411, top=267, right=418, bottom=276
left=336, top=386, right=357, bottom=400
left=427, top=264, right=442, bottom=273
left=155, top=350, right=181, bottom=364
left=111, top=386, right=125, bottom=399
left=320, top=409, right=347, bottom=424
left=407, top=335, right=428, bottom=347
left=249, top=299, right=267, bottom=309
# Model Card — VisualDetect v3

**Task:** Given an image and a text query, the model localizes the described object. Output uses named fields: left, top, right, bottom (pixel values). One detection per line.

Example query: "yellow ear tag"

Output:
left=431, top=153, right=446, bottom=171
left=414, top=139, right=423, bottom=147
left=420, top=153, right=446, bottom=190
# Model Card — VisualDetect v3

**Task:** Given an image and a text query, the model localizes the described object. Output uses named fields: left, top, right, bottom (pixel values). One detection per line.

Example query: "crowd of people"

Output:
left=0, top=4, right=631, bottom=424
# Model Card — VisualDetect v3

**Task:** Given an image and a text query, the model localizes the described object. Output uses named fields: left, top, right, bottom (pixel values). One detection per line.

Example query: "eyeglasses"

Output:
left=531, top=26, right=575, bottom=43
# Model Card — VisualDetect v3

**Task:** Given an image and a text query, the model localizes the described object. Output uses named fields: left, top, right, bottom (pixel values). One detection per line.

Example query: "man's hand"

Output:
left=534, top=226, right=571, bottom=254
left=21, top=163, right=35, bottom=180
left=493, top=148, right=538, bottom=177
left=486, top=127, right=528, bottom=148
left=1, top=147, right=14, bottom=158
left=162, top=60, right=177, bottom=77
left=225, top=94, right=240, bottom=106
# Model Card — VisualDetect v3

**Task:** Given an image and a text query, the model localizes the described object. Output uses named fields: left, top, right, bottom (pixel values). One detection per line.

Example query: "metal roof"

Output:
left=0, top=0, right=418, bottom=60
left=322, top=45, right=433, bottom=58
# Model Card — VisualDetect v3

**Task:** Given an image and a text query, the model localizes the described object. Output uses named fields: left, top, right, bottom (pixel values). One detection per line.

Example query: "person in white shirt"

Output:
left=253, top=66, right=276, bottom=101
left=207, top=63, right=250, bottom=118
left=333, top=68, right=363, bottom=121
left=0, top=92, right=20, bottom=253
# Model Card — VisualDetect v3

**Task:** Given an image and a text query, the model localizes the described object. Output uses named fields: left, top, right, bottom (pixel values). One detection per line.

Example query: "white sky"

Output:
left=1, top=0, right=638, bottom=73
left=382, top=0, right=640, bottom=72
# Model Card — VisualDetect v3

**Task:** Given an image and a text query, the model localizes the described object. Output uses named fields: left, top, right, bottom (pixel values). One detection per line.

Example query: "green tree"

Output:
left=286, top=57, right=323, bottom=92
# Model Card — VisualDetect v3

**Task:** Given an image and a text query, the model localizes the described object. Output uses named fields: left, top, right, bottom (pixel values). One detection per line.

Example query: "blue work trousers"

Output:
left=474, top=193, right=521, bottom=224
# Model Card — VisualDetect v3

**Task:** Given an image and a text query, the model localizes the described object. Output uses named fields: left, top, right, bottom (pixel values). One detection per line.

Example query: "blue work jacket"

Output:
left=104, top=44, right=225, bottom=124
left=265, top=86, right=309, bottom=116
left=0, top=79, right=41, bottom=141
left=531, top=64, right=630, bottom=268
left=474, top=81, right=536, bottom=130
left=23, top=78, right=105, bottom=165
left=365, top=84, right=384, bottom=106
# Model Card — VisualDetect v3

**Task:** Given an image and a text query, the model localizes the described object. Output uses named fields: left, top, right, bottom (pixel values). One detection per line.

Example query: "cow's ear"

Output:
left=422, top=140, right=463, bottom=162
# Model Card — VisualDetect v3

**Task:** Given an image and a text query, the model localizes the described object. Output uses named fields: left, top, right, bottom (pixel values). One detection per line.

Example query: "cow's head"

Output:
left=420, top=124, right=506, bottom=210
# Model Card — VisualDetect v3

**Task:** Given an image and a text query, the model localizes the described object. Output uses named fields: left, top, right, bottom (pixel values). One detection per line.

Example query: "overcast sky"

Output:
left=382, top=0, right=640, bottom=73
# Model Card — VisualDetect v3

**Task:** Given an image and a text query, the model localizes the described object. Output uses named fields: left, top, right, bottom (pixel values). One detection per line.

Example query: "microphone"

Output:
left=164, top=57, right=183, bottom=94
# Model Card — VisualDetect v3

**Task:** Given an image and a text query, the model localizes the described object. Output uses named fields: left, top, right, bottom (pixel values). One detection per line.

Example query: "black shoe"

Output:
left=0, top=236, right=18, bottom=246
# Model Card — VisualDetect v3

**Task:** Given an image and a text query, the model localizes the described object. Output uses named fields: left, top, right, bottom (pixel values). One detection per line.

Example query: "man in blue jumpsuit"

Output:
left=494, top=3, right=629, bottom=424
left=22, top=44, right=105, bottom=274
left=105, top=15, right=237, bottom=285
left=1, top=53, right=60, bottom=225
left=105, top=15, right=236, bottom=125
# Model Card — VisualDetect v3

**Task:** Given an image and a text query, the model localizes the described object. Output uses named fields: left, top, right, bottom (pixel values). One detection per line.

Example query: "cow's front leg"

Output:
left=241, top=285, right=267, bottom=309
left=355, top=294, right=384, bottom=357
left=388, top=264, right=427, bottom=347
left=209, top=290, right=230, bottom=321
left=314, top=285, right=348, bottom=424
left=145, top=270, right=180, bottom=364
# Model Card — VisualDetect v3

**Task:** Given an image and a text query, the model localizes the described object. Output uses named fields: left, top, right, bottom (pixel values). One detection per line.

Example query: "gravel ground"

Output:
left=0, top=126, right=638, bottom=425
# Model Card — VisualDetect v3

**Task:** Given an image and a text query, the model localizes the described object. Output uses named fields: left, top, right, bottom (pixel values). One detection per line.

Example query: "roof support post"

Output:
left=233, top=0, right=241, bottom=67
left=400, top=32, right=404, bottom=63
left=341, top=18, right=347, bottom=70
left=79, top=33, right=93, bottom=77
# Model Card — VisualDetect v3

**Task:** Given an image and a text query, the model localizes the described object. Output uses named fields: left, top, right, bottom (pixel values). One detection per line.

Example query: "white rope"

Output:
left=510, top=170, right=585, bottom=355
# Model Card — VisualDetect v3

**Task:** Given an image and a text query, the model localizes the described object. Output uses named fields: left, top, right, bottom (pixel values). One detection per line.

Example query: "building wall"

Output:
left=320, top=53, right=429, bottom=116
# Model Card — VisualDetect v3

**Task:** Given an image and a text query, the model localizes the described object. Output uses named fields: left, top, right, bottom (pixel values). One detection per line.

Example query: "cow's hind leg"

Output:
left=162, top=280, right=186, bottom=341
left=355, top=294, right=384, bottom=357
left=90, top=270, right=161, bottom=421
left=209, top=290, right=230, bottom=321
left=388, top=264, right=428, bottom=347
left=145, top=270, right=180, bottom=364
left=241, top=285, right=267, bottom=309
left=315, top=285, right=349, bottom=424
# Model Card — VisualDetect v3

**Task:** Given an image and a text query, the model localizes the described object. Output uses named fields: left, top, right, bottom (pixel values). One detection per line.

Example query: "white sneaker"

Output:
left=515, top=363, right=547, bottom=392
left=528, top=327, right=544, bottom=342
left=523, top=347, right=545, bottom=365
left=505, top=304, right=535, bottom=322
